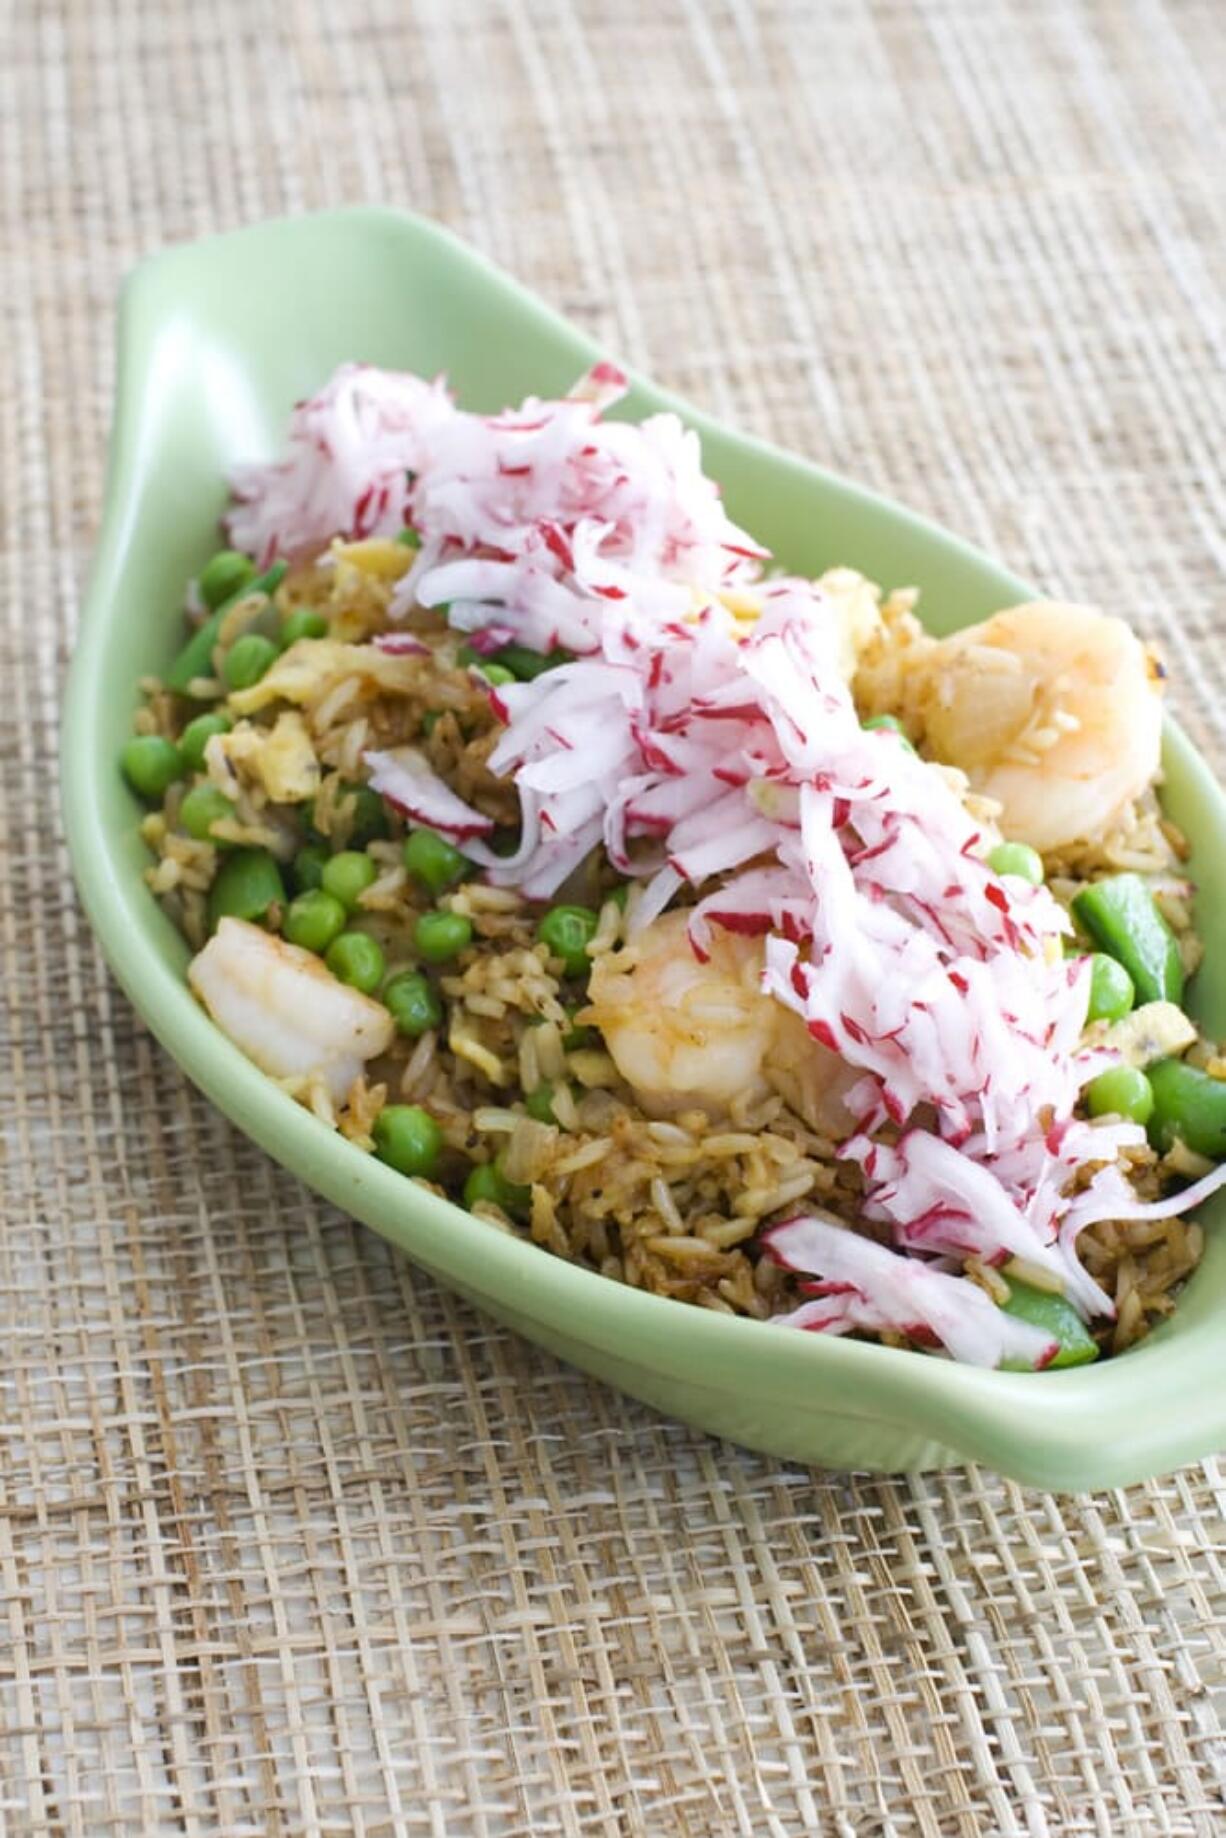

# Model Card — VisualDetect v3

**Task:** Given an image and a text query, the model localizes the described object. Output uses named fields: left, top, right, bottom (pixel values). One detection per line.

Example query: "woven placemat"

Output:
left=6, top=1, right=1226, bottom=1830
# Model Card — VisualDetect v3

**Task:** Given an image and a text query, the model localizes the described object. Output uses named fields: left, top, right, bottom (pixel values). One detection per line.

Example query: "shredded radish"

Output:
left=226, top=365, right=456, bottom=567
left=229, top=361, right=1221, bottom=1368
left=763, top=1215, right=1058, bottom=1369
left=364, top=747, right=494, bottom=841
left=372, top=632, right=430, bottom=656
left=226, top=361, right=763, bottom=648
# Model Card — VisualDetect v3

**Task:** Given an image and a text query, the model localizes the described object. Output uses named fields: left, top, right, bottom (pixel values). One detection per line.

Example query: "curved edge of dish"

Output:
left=62, top=205, right=1226, bottom=1491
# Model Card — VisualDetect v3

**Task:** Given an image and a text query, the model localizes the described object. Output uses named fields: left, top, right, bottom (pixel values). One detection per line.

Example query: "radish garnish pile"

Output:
left=229, top=362, right=1226, bottom=1370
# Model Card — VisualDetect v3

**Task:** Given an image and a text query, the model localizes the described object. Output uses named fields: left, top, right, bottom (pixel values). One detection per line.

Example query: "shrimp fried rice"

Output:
left=121, top=362, right=1226, bottom=1372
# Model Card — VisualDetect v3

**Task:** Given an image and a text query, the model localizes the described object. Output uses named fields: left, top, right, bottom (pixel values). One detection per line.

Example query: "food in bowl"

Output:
left=120, top=361, right=1226, bottom=1371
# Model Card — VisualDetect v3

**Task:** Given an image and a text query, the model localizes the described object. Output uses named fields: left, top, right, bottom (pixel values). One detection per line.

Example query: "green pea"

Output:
left=179, top=711, right=232, bottom=772
left=292, top=842, right=329, bottom=891
left=479, top=662, right=516, bottom=687
left=180, top=783, right=237, bottom=843
left=345, top=785, right=388, bottom=845
left=198, top=549, right=256, bottom=611
left=207, top=848, right=285, bottom=930
left=495, top=642, right=573, bottom=681
left=373, top=1104, right=443, bottom=1178
left=403, top=827, right=470, bottom=895
left=321, top=850, right=377, bottom=912
left=463, top=1163, right=505, bottom=1210
left=120, top=734, right=183, bottom=800
left=524, top=1084, right=568, bottom=1125
left=998, top=1278, right=1099, bottom=1370
left=395, top=526, right=421, bottom=548
left=1086, top=953, right=1136, bottom=1025
left=383, top=970, right=442, bottom=1037
left=280, top=606, right=328, bottom=646
left=988, top=841, right=1045, bottom=886
left=537, top=904, right=599, bottom=976
left=1086, top=1064, right=1154, bottom=1125
left=463, top=1157, right=530, bottom=1216
left=325, top=930, right=386, bottom=994
left=413, top=909, right=473, bottom=963
left=283, top=889, right=347, bottom=953
left=222, top=633, right=279, bottom=691
left=493, top=1152, right=531, bottom=1213
left=1147, top=1059, right=1226, bottom=1159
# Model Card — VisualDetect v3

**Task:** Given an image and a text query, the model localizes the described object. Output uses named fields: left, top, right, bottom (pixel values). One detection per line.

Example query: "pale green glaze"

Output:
left=63, top=209, right=1226, bottom=1488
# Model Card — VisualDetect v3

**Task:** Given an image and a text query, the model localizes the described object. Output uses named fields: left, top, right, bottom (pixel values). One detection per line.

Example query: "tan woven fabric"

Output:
left=6, top=0, right=1226, bottom=1830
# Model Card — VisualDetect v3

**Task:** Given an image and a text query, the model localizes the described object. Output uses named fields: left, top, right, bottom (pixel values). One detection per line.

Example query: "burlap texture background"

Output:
left=5, top=1, right=1226, bottom=1831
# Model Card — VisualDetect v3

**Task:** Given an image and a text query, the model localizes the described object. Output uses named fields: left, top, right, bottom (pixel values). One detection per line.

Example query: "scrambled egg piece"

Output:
left=228, top=639, right=424, bottom=716
left=208, top=711, right=321, bottom=803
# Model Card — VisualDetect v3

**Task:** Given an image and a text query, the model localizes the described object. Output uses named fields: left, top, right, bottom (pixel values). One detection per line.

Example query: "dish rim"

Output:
left=62, top=204, right=1226, bottom=1489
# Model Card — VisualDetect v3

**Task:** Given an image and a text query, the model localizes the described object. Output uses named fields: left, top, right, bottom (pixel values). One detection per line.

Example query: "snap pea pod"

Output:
left=998, top=1277, right=1099, bottom=1370
left=1070, top=873, right=1184, bottom=1007
left=207, top=848, right=285, bottom=931
left=1146, top=1059, right=1226, bottom=1159
left=165, top=559, right=288, bottom=694
left=492, top=642, right=574, bottom=681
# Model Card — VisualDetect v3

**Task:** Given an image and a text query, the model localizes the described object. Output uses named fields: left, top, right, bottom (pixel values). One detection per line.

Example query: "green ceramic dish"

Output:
left=63, top=208, right=1226, bottom=1489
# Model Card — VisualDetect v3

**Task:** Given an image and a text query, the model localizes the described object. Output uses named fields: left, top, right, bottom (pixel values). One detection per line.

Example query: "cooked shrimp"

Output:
left=586, top=909, right=857, bottom=1133
left=905, top=600, right=1163, bottom=855
left=765, top=996, right=862, bottom=1137
left=188, top=918, right=394, bottom=1102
